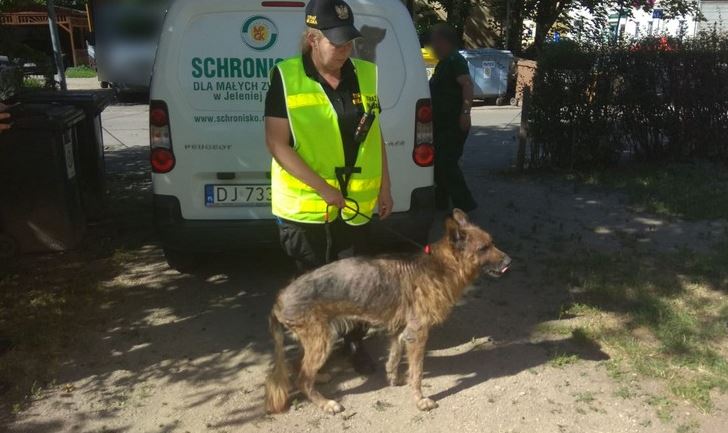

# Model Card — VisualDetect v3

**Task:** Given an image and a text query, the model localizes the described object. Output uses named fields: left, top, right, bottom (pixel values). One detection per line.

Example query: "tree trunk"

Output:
left=533, top=1, right=566, bottom=53
left=534, top=20, right=547, bottom=52
left=505, top=0, right=524, bottom=54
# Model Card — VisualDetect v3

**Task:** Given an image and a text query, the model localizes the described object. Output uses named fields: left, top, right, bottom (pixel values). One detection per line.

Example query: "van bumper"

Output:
left=153, top=186, right=435, bottom=253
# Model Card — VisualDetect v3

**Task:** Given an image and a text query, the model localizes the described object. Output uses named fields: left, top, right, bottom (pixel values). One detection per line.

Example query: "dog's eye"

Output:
left=479, top=245, right=490, bottom=252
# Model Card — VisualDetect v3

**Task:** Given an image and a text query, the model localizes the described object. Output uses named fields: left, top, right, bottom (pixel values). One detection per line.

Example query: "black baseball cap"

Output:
left=305, top=0, right=361, bottom=45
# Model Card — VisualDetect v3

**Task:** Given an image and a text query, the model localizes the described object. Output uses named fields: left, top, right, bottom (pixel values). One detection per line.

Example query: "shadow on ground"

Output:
left=2, top=122, right=726, bottom=432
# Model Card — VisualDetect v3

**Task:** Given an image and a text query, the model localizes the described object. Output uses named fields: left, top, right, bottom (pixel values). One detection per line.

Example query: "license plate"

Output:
left=205, top=184, right=271, bottom=207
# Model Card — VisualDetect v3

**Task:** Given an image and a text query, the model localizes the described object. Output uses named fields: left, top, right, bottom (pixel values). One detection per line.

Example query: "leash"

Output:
left=322, top=108, right=431, bottom=262
left=324, top=199, right=431, bottom=264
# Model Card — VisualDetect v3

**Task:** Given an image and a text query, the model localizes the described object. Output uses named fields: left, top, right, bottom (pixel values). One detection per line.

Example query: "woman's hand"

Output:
left=378, top=185, right=394, bottom=220
left=0, top=103, right=12, bottom=133
left=319, top=184, right=346, bottom=209
left=459, top=112, right=471, bottom=132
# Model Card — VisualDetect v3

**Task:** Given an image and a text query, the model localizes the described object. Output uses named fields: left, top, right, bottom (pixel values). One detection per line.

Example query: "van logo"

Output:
left=242, top=16, right=278, bottom=51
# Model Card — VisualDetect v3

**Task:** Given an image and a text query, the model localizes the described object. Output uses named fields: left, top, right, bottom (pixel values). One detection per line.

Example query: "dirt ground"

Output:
left=2, top=106, right=727, bottom=433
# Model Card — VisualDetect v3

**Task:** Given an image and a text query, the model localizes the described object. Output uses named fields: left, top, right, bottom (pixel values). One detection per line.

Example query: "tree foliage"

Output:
left=0, top=0, right=88, bottom=12
left=416, top=0, right=702, bottom=53
left=525, top=0, right=701, bottom=52
left=421, top=0, right=487, bottom=42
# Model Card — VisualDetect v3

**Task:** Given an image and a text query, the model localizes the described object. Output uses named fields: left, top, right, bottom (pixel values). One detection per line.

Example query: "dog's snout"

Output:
left=499, top=255, right=512, bottom=274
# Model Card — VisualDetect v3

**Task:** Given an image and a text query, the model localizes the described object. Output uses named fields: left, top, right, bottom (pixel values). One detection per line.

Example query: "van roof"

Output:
left=166, top=0, right=408, bottom=20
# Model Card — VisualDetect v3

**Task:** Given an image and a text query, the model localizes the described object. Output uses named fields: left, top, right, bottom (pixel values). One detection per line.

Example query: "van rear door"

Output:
left=153, top=2, right=305, bottom=220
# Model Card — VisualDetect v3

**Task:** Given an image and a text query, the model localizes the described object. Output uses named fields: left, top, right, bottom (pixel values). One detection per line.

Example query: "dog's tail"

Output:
left=265, top=311, right=290, bottom=414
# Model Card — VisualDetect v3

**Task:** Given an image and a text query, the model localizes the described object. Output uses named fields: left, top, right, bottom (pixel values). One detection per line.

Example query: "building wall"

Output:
left=565, top=4, right=697, bottom=40
left=615, top=9, right=696, bottom=39
left=698, top=0, right=728, bottom=33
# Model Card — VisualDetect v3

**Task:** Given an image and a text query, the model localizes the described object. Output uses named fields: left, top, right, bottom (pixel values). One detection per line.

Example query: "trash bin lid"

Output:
left=460, top=48, right=514, bottom=59
left=10, top=103, right=86, bottom=130
left=18, top=89, right=115, bottom=114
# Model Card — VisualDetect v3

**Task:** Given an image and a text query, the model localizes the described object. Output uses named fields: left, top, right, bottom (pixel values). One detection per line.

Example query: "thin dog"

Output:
left=265, top=209, right=511, bottom=414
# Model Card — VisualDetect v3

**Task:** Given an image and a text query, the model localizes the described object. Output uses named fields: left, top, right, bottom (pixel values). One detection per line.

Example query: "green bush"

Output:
left=65, top=65, right=97, bottom=79
left=528, top=33, right=728, bottom=169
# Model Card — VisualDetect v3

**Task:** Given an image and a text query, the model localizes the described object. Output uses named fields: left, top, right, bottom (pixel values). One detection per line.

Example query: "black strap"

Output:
left=335, top=166, right=362, bottom=198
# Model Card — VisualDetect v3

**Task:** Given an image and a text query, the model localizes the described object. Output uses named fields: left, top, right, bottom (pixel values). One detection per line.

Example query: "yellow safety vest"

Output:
left=271, top=57, right=382, bottom=226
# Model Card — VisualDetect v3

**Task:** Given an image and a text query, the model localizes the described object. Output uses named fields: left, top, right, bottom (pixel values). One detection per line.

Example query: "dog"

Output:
left=265, top=209, right=511, bottom=414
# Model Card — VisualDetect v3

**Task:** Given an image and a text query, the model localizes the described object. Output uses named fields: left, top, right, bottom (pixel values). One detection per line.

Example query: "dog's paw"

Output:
left=416, top=398, right=438, bottom=411
left=387, top=374, right=406, bottom=387
left=322, top=400, right=344, bottom=415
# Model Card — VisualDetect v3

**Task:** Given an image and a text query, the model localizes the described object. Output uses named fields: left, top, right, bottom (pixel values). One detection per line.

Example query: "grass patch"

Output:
left=22, top=77, right=44, bottom=88
left=646, top=394, right=675, bottom=423
left=549, top=352, right=579, bottom=368
left=544, top=241, right=728, bottom=412
left=575, top=161, right=728, bottom=221
left=571, top=327, right=596, bottom=348
left=573, top=391, right=595, bottom=404
left=675, top=420, right=700, bottom=433
left=614, top=386, right=637, bottom=399
left=65, top=65, right=97, bottom=78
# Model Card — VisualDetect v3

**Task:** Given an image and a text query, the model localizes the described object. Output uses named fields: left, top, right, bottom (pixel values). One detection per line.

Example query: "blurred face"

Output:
left=430, top=33, right=452, bottom=60
left=311, top=33, right=353, bottom=72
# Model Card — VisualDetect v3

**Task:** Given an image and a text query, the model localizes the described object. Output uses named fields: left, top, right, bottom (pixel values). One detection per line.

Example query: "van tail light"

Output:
left=413, top=143, right=435, bottom=167
left=413, top=98, right=434, bottom=167
left=151, top=148, right=176, bottom=173
left=150, top=100, right=175, bottom=173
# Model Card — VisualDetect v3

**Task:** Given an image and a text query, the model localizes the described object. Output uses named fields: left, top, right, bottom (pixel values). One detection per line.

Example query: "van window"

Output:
left=354, top=15, right=405, bottom=111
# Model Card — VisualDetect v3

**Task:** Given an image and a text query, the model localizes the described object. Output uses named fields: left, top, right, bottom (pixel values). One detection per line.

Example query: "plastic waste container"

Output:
left=459, top=49, right=514, bottom=104
left=0, top=103, right=86, bottom=255
left=18, top=90, right=115, bottom=220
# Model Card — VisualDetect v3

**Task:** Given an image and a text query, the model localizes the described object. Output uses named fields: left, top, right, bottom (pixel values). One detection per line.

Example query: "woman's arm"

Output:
left=456, top=74, right=474, bottom=131
left=265, top=116, right=345, bottom=208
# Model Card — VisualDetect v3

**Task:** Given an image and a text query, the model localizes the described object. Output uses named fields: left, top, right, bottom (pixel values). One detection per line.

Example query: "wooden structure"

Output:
left=0, top=6, right=91, bottom=67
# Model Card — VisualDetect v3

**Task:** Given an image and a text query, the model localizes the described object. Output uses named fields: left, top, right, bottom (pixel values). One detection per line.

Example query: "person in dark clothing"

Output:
left=429, top=24, right=477, bottom=212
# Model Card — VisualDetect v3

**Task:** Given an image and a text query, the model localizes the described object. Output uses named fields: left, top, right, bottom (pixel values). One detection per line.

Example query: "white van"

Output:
left=150, top=0, right=435, bottom=266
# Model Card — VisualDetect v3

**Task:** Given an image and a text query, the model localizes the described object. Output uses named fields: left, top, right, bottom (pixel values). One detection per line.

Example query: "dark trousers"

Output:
left=277, top=218, right=370, bottom=272
left=434, top=126, right=477, bottom=212
left=277, top=218, right=370, bottom=342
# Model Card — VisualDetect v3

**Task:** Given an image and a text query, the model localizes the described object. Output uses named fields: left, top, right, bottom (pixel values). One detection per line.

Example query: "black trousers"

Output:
left=277, top=218, right=371, bottom=341
left=434, top=126, right=477, bottom=212
left=277, top=218, right=370, bottom=272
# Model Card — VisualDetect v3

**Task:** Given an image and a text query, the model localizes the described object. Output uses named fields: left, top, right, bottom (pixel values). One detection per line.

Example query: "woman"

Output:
left=264, top=0, right=393, bottom=375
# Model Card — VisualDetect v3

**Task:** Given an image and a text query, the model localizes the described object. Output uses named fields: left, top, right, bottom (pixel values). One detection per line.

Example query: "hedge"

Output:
left=527, top=33, right=728, bottom=170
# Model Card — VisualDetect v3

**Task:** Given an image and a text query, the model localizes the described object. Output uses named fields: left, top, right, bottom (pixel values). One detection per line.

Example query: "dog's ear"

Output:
left=452, top=208, right=470, bottom=227
left=446, top=216, right=467, bottom=250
